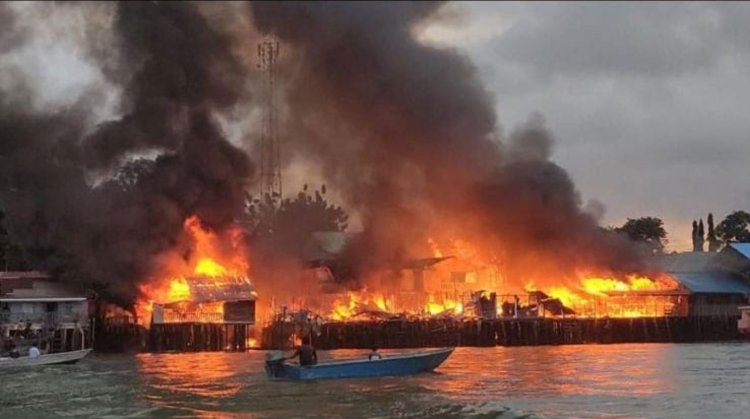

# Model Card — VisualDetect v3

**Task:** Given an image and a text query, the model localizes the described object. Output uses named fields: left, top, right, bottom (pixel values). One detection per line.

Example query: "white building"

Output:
left=0, top=271, right=89, bottom=351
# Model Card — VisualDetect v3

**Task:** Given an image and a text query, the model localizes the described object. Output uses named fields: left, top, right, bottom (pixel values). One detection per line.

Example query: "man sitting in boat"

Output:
left=28, top=344, right=41, bottom=358
left=368, top=346, right=382, bottom=360
left=286, top=336, right=317, bottom=366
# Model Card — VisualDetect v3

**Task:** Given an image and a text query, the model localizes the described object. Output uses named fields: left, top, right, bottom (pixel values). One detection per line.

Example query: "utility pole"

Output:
left=257, top=37, right=282, bottom=200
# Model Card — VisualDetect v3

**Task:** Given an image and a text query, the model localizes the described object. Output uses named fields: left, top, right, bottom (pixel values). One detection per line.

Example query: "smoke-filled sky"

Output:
left=4, top=2, right=748, bottom=254
left=2, top=0, right=749, bottom=299
left=418, top=1, right=750, bottom=251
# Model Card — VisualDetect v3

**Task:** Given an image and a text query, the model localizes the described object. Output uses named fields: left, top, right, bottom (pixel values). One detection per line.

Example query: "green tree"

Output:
left=245, top=185, right=349, bottom=259
left=715, top=211, right=750, bottom=245
left=615, top=216, right=668, bottom=254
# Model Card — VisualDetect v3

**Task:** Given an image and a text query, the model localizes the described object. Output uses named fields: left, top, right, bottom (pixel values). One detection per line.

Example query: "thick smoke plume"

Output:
left=0, top=2, right=252, bottom=305
left=250, top=2, right=651, bottom=286
left=1, top=2, right=654, bottom=307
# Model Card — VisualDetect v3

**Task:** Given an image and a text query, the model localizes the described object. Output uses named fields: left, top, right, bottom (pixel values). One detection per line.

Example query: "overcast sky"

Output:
left=420, top=1, right=750, bottom=250
left=3, top=2, right=749, bottom=251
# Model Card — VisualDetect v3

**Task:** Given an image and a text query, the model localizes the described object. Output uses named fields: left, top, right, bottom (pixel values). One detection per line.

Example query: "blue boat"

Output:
left=265, top=347, right=454, bottom=380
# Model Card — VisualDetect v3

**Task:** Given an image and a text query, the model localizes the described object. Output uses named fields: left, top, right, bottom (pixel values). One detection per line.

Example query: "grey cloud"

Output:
left=493, top=2, right=747, bottom=80
left=443, top=1, right=750, bottom=250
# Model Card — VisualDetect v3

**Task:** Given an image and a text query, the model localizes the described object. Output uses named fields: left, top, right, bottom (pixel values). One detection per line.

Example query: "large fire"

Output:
left=311, top=238, right=682, bottom=322
left=135, top=216, right=254, bottom=326
left=327, top=291, right=464, bottom=320
left=526, top=274, right=680, bottom=318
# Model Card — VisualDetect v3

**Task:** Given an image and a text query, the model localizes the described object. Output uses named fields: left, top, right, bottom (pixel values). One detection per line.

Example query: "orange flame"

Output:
left=135, top=216, right=252, bottom=326
left=425, top=296, right=463, bottom=316
left=528, top=274, right=679, bottom=318
left=329, top=292, right=396, bottom=320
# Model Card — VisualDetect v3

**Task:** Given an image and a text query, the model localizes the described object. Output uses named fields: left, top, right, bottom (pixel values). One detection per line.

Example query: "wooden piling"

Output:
left=261, top=316, right=742, bottom=350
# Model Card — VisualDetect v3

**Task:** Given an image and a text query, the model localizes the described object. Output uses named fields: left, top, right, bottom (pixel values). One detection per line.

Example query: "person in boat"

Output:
left=286, top=335, right=317, bottom=366
left=29, top=343, right=41, bottom=358
left=368, top=346, right=382, bottom=360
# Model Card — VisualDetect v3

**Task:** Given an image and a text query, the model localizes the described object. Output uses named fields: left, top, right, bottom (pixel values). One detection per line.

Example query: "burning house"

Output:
left=134, top=217, right=260, bottom=352
left=151, top=274, right=256, bottom=325
left=1, top=2, right=746, bottom=352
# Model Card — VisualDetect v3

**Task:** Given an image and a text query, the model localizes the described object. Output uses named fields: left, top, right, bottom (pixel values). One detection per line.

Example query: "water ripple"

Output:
left=2, top=343, right=749, bottom=418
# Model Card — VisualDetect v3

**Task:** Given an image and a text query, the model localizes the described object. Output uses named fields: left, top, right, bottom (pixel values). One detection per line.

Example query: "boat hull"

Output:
left=0, top=349, right=92, bottom=369
left=266, top=347, right=454, bottom=381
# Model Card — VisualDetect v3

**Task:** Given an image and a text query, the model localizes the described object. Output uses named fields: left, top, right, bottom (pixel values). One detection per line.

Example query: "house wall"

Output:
left=688, top=294, right=747, bottom=317
left=152, top=300, right=256, bottom=325
left=0, top=301, right=89, bottom=330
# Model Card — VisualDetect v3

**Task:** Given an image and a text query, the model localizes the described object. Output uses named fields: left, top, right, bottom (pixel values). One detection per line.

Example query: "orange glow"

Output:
left=161, top=301, right=225, bottom=323
left=246, top=338, right=259, bottom=349
left=168, top=278, right=191, bottom=301
left=330, top=293, right=359, bottom=321
left=425, top=296, right=463, bottom=316
left=528, top=274, right=680, bottom=318
left=135, top=352, right=244, bottom=399
left=326, top=290, right=468, bottom=320
left=329, top=292, right=396, bottom=321
left=194, top=258, right=229, bottom=277
left=135, top=215, right=253, bottom=326
left=313, top=237, right=681, bottom=321
left=428, top=237, right=444, bottom=258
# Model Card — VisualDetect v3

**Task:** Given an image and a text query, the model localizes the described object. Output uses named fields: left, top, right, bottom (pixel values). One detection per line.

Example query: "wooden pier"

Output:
left=147, top=323, right=256, bottom=352
left=93, top=315, right=145, bottom=352
left=94, top=315, right=741, bottom=352
left=262, top=316, right=742, bottom=350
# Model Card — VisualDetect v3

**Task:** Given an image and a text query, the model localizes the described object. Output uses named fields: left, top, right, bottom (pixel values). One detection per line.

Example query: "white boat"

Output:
left=0, top=349, right=92, bottom=369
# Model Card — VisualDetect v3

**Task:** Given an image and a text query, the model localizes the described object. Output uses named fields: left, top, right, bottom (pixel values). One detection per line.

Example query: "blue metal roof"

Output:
left=729, top=243, right=750, bottom=261
left=671, top=271, right=750, bottom=294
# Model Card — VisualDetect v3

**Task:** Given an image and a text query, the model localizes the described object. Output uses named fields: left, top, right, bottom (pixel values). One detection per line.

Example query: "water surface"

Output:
left=1, top=343, right=749, bottom=418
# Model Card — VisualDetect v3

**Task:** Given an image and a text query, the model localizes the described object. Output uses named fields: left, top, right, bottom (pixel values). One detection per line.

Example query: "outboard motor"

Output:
left=265, top=351, right=285, bottom=378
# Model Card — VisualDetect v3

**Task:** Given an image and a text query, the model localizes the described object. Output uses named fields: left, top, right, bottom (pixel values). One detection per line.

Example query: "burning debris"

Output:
left=136, top=216, right=256, bottom=327
left=0, top=2, right=253, bottom=309
left=2, top=1, right=737, bottom=355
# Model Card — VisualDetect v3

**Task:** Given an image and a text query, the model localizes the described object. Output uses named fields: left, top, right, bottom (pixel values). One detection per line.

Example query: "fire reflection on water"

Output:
left=136, top=353, right=245, bottom=400
left=429, top=344, right=676, bottom=400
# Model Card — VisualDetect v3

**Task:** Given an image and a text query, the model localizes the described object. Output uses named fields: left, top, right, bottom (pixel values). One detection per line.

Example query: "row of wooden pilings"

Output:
left=147, top=323, right=255, bottom=352
left=93, top=320, right=256, bottom=353
left=262, top=316, right=743, bottom=350
left=93, top=316, right=742, bottom=352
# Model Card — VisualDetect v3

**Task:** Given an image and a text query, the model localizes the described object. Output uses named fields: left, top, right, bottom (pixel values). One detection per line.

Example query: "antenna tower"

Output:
left=257, top=37, right=282, bottom=199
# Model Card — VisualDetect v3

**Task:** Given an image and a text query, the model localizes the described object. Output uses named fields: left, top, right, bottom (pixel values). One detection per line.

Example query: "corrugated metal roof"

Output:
left=158, top=275, right=256, bottom=304
left=729, top=243, right=750, bottom=260
left=0, top=273, right=86, bottom=300
left=659, top=252, right=717, bottom=272
left=671, top=272, right=750, bottom=294
left=0, top=271, right=51, bottom=280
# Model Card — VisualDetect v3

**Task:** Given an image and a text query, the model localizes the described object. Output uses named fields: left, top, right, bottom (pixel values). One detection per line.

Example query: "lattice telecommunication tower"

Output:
left=257, top=37, right=282, bottom=198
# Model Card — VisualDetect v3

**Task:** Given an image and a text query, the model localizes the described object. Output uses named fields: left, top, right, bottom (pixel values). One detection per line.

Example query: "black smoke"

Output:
left=0, top=2, right=253, bottom=305
left=250, top=2, right=651, bottom=285
left=0, top=1, right=654, bottom=308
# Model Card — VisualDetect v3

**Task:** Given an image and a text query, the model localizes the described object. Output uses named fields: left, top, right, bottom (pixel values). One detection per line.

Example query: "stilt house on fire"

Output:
left=147, top=273, right=258, bottom=352
left=151, top=275, right=257, bottom=325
